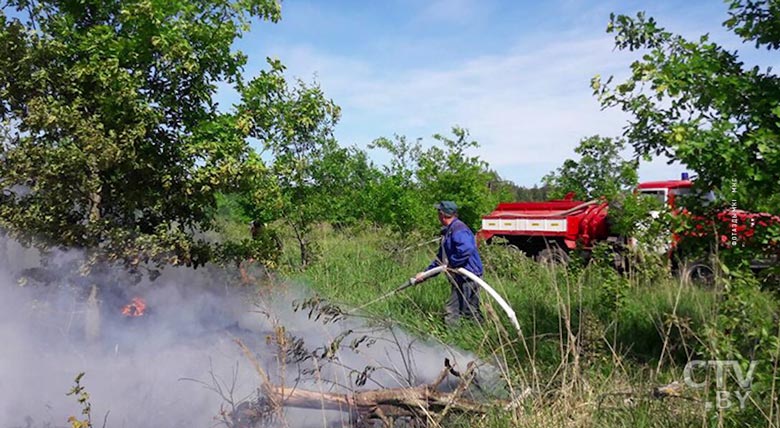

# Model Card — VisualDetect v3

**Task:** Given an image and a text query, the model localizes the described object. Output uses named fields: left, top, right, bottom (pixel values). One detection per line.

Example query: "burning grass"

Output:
left=120, top=297, right=147, bottom=317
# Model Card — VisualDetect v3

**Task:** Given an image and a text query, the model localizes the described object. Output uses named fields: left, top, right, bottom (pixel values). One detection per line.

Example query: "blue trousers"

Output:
left=444, top=277, right=484, bottom=324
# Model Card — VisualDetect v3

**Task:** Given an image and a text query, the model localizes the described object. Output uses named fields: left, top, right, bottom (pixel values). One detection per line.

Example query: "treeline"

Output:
left=221, top=127, right=518, bottom=265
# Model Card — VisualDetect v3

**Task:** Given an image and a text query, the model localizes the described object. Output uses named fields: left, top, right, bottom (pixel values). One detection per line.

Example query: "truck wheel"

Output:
left=506, top=244, right=524, bottom=255
left=681, top=261, right=715, bottom=287
left=537, top=247, right=569, bottom=267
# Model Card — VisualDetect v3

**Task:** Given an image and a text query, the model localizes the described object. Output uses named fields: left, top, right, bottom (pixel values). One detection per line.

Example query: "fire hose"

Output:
left=451, top=267, right=521, bottom=336
left=496, top=199, right=601, bottom=218
left=348, top=265, right=521, bottom=337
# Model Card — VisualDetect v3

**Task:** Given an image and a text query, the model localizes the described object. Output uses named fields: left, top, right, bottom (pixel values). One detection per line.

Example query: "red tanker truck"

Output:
left=478, top=193, right=610, bottom=264
left=477, top=176, right=779, bottom=275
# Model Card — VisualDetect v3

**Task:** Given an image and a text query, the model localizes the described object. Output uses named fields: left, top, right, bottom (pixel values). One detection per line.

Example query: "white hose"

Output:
left=349, top=265, right=449, bottom=315
left=454, top=267, right=522, bottom=336
left=409, top=265, right=447, bottom=284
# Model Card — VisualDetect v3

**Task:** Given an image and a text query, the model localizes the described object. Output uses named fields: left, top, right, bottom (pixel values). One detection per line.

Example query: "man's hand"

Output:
left=414, top=272, right=425, bottom=283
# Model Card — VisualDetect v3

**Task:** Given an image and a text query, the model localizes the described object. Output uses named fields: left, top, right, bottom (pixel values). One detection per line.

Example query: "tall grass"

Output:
left=276, top=224, right=780, bottom=427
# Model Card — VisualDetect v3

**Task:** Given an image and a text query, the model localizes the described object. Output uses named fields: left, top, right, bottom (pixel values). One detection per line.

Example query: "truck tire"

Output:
left=506, top=244, right=524, bottom=255
left=681, top=260, right=715, bottom=287
left=537, top=247, right=569, bottom=267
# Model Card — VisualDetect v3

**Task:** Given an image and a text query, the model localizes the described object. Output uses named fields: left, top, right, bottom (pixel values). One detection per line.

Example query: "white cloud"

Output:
left=416, top=0, right=494, bottom=25
left=228, top=0, right=780, bottom=186
left=262, top=33, right=644, bottom=183
left=243, top=6, right=757, bottom=186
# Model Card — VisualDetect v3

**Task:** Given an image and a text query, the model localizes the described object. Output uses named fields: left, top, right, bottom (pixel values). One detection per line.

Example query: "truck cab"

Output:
left=636, top=179, right=715, bottom=212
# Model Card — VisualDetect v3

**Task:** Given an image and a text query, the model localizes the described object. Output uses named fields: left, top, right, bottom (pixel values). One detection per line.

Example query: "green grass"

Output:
left=289, top=226, right=714, bottom=361
left=273, top=225, right=779, bottom=427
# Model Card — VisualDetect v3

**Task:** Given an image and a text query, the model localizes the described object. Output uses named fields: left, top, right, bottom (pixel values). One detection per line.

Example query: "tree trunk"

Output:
left=290, top=222, right=312, bottom=267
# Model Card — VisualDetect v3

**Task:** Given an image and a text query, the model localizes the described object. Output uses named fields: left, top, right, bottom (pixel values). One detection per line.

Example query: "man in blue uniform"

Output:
left=415, top=201, right=484, bottom=324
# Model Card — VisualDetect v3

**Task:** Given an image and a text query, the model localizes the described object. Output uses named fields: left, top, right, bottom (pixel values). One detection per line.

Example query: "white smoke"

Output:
left=0, top=237, right=492, bottom=428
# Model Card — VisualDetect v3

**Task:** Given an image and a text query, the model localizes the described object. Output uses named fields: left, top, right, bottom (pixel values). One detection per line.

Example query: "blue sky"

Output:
left=225, top=0, right=778, bottom=186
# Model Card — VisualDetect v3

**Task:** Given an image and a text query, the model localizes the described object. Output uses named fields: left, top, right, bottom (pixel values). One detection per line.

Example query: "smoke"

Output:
left=0, top=237, right=494, bottom=428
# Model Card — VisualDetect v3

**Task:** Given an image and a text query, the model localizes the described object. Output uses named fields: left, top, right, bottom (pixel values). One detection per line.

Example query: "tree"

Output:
left=416, top=127, right=512, bottom=231
left=239, top=65, right=341, bottom=266
left=311, top=144, right=381, bottom=229
left=724, top=0, right=780, bottom=49
left=511, top=184, right=549, bottom=202
left=543, top=135, right=638, bottom=200
left=0, top=0, right=324, bottom=270
left=592, top=6, right=780, bottom=211
left=369, top=127, right=511, bottom=234
left=592, top=4, right=780, bottom=270
left=367, top=135, right=428, bottom=234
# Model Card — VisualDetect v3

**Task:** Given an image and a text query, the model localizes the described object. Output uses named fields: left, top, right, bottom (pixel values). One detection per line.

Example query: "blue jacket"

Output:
left=426, top=218, right=484, bottom=282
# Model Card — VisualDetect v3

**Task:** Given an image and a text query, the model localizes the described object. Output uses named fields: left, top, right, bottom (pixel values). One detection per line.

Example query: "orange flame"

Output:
left=121, top=297, right=146, bottom=317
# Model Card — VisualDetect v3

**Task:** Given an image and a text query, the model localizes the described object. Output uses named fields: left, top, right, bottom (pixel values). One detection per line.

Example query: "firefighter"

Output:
left=415, top=201, right=485, bottom=325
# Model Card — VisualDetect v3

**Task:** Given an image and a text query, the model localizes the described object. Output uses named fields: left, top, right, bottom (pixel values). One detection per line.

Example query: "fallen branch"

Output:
left=232, top=357, right=509, bottom=427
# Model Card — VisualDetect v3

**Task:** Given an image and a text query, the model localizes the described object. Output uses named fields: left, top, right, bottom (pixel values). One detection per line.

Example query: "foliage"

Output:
left=725, top=0, right=780, bottom=49
left=700, top=270, right=780, bottom=425
left=216, top=231, right=281, bottom=269
left=0, top=0, right=513, bottom=269
left=593, top=4, right=780, bottom=271
left=367, top=134, right=428, bottom=234
left=311, top=144, right=381, bottom=228
left=239, top=62, right=341, bottom=266
left=542, top=134, right=659, bottom=245
left=510, top=184, right=549, bottom=202
left=588, top=242, right=629, bottom=314
left=703, top=271, right=777, bottom=360
left=543, top=135, right=639, bottom=200
left=664, top=197, right=780, bottom=269
left=608, top=190, right=666, bottom=239
left=369, top=127, right=511, bottom=235
left=66, top=372, right=92, bottom=428
left=593, top=8, right=780, bottom=210
left=0, top=0, right=287, bottom=269
left=478, top=237, right=533, bottom=281
left=416, top=127, right=512, bottom=230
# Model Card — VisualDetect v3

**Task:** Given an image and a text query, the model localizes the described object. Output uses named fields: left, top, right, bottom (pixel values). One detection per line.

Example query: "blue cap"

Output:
left=434, top=201, right=458, bottom=215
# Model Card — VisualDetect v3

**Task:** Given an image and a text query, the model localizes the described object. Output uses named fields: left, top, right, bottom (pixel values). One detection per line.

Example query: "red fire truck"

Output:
left=477, top=176, right=778, bottom=275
